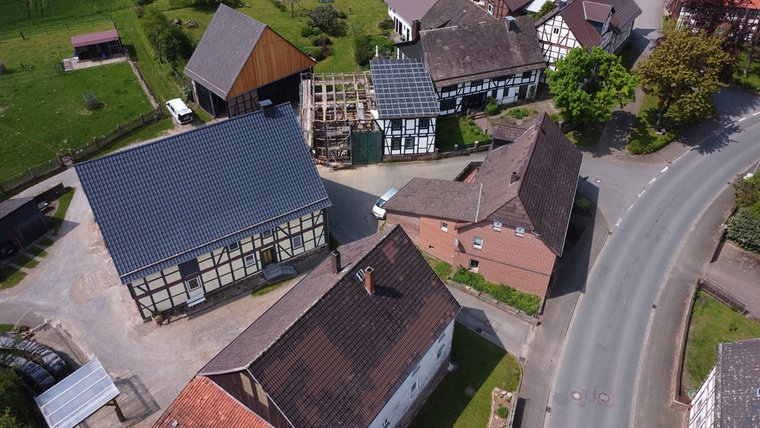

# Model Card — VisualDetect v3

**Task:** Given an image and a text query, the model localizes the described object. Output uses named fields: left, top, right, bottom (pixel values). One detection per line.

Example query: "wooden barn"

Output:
left=184, top=4, right=316, bottom=118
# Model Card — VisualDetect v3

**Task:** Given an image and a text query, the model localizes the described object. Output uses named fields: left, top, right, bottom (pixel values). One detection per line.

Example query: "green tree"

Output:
left=308, top=5, right=339, bottom=33
left=635, top=29, right=731, bottom=129
left=533, top=0, right=556, bottom=21
left=546, top=47, right=637, bottom=126
left=140, top=7, right=193, bottom=66
left=0, top=367, right=34, bottom=427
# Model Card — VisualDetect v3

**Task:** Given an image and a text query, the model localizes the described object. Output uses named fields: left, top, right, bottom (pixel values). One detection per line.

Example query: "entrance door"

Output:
left=260, top=247, right=277, bottom=266
left=518, top=85, right=528, bottom=100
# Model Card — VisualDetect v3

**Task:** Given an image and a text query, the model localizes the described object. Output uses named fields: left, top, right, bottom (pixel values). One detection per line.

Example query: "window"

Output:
left=493, top=220, right=502, bottom=231
left=488, top=3, right=494, bottom=13
left=185, top=277, right=202, bottom=292
left=440, top=98, right=456, bottom=111
left=411, top=379, right=419, bottom=397
left=553, top=27, right=559, bottom=34
left=473, top=236, right=483, bottom=249
left=441, top=222, right=448, bottom=232
left=515, top=227, right=525, bottom=237
left=178, top=259, right=200, bottom=279
left=291, top=235, right=303, bottom=249
left=244, top=254, right=256, bottom=267
left=470, top=79, right=483, bottom=88
left=441, top=84, right=457, bottom=93
left=522, top=71, right=532, bottom=79
left=469, top=259, right=479, bottom=271
left=404, top=137, right=415, bottom=150
left=356, top=269, right=365, bottom=281
left=419, top=118, right=430, bottom=130
left=391, top=119, right=402, bottom=131
left=391, top=136, right=401, bottom=151
left=227, top=242, right=240, bottom=252
left=411, top=364, right=420, bottom=377
left=262, top=229, right=273, bottom=238
left=437, top=345, right=445, bottom=361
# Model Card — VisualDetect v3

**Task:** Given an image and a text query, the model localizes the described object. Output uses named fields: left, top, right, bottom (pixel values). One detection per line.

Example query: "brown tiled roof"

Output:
left=386, top=0, right=439, bottom=21
left=714, top=338, right=760, bottom=427
left=153, top=376, right=272, bottom=428
left=505, top=0, right=535, bottom=12
left=583, top=1, right=613, bottom=22
left=201, top=225, right=460, bottom=427
left=71, top=29, right=119, bottom=48
left=421, top=0, right=494, bottom=30
left=418, top=15, right=545, bottom=86
left=386, top=114, right=582, bottom=256
left=537, top=0, right=641, bottom=47
left=492, top=123, right=529, bottom=143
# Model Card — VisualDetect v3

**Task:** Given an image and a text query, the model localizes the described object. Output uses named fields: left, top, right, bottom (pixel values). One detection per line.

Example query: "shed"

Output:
left=0, top=198, right=48, bottom=247
left=71, top=29, right=124, bottom=60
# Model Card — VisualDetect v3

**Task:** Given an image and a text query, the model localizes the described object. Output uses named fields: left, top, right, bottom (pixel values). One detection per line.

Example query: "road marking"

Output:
left=660, top=166, right=669, bottom=173
left=627, top=204, right=635, bottom=212
left=638, top=189, right=645, bottom=197
left=739, top=117, right=747, bottom=122
left=616, top=218, right=622, bottom=227
left=754, top=112, right=760, bottom=116
left=649, top=177, right=657, bottom=184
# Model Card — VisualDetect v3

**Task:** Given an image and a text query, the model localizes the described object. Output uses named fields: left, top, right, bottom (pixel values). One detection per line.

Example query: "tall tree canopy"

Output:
left=546, top=47, right=637, bottom=126
left=635, top=28, right=731, bottom=128
left=681, top=0, right=755, bottom=57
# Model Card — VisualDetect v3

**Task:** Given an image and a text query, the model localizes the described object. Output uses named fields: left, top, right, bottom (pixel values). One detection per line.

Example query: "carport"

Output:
left=71, top=29, right=123, bottom=60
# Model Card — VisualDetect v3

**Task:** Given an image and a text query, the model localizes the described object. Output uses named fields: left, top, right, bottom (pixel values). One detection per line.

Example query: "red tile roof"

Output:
left=537, top=0, right=641, bottom=47
left=153, top=376, right=272, bottom=428
left=583, top=1, right=613, bottom=22
left=71, top=29, right=120, bottom=48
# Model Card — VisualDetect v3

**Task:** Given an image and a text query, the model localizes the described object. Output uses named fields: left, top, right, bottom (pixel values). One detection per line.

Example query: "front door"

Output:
left=260, top=247, right=277, bottom=266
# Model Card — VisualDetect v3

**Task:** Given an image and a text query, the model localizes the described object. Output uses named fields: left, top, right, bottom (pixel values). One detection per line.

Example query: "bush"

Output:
left=0, top=367, right=35, bottom=426
left=549, top=112, right=562, bottom=124
left=310, top=35, right=332, bottom=46
left=627, top=132, right=675, bottom=154
left=309, top=5, right=339, bottom=33
left=354, top=34, right=374, bottom=66
left=574, top=195, right=590, bottom=210
left=726, top=208, right=760, bottom=253
left=270, top=0, right=286, bottom=11
left=508, top=107, right=537, bottom=119
left=379, top=18, right=394, bottom=31
left=497, top=405, right=509, bottom=418
left=337, top=10, right=348, bottom=19
left=307, top=48, right=326, bottom=61
left=452, top=267, right=541, bottom=315
left=484, top=97, right=499, bottom=116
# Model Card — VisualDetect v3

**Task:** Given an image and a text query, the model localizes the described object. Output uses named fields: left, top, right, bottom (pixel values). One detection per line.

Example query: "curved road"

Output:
left=546, top=91, right=760, bottom=427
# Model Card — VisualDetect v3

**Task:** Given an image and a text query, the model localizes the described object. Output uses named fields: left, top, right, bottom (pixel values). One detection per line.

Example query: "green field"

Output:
left=0, top=0, right=133, bottom=29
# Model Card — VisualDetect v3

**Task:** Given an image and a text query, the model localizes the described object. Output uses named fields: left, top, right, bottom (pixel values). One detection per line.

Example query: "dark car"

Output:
left=0, top=242, right=17, bottom=258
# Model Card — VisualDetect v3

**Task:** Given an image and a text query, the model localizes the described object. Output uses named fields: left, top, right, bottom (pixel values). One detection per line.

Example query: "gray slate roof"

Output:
left=420, top=0, right=494, bottom=30
left=370, top=58, right=440, bottom=119
left=714, top=338, right=760, bottom=427
left=201, top=225, right=460, bottom=427
left=385, top=113, right=581, bottom=256
left=183, top=4, right=266, bottom=98
left=76, top=104, right=331, bottom=284
left=385, top=0, right=439, bottom=22
left=416, top=15, right=546, bottom=87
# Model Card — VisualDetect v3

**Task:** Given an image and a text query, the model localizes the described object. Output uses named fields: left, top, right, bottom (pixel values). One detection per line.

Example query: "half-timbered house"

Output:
left=369, top=58, right=439, bottom=157
left=161, top=226, right=460, bottom=427
left=535, top=0, right=642, bottom=69
left=666, top=0, right=760, bottom=38
left=184, top=4, right=316, bottom=118
left=398, top=14, right=545, bottom=114
left=480, top=0, right=550, bottom=18
left=76, top=103, right=331, bottom=320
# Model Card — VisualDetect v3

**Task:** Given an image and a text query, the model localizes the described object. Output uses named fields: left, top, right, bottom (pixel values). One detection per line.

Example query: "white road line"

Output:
left=628, top=204, right=635, bottom=212
left=638, top=190, right=646, bottom=197
left=660, top=166, right=669, bottom=173
left=754, top=112, right=760, bottom=116
left=739, top=117, right=747, bottom=122
left=649, top=177, right=657, bottom=184
left=616, top=218, right=622, bottom=227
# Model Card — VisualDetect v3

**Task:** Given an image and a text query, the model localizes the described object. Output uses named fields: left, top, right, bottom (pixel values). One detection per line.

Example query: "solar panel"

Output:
left=370, top=58, right=440, bottom=119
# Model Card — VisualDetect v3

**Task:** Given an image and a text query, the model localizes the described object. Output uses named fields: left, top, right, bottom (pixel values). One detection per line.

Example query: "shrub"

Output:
left=484, top=97, right=499, bottom=116
left=309, top=5, right=339, bottom=33
left=508, top=107, right=537, bottom=119
left=378, top=18, right=394, bottom=31
left=307, top=48, right=326, bottom=61
left=309, top=35, right=332, bottom=47
left=726, top=208, right=760, bottom=253
left=337, top=10, right=348, bottom=19
left=452, top=267, right=541, bottom=315
left=270, top=0, right=286, bottom=11
left=301, top=26, right=314, bottom=37
left=354, top=34, right=374, bottom=66
left=627, top=132, right=676, bottom=154
left=497, top=405, right=509, bottom=418
left=549, top=112, right=562, bottom=123
left=574, top=196, right=590, bottom=210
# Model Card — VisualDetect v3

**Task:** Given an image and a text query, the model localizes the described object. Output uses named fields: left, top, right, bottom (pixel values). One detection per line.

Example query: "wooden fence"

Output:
left=0, top=107, right=164, bottom=198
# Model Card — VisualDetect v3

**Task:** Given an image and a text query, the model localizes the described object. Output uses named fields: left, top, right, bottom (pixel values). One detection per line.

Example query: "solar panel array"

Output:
left=370, top=58, right=440, bottom=119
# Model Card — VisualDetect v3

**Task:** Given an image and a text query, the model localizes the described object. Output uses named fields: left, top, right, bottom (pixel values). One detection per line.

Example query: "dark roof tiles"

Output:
left=385, top=0, right=439, bottom=21
left=76, top=104, right=330, bottom=283
left=537, top=0, right=641, bottom=47
left=714, top=338, right=760, bottom=427
left=420, top=0, right=494, bottom=30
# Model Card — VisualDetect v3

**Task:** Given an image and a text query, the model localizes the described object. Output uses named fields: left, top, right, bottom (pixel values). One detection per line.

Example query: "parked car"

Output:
left=0, top=242, right=17, bottom=258
left=372, top=188, right=398, bottom=220
left=166, top=98, right=193, bottom=124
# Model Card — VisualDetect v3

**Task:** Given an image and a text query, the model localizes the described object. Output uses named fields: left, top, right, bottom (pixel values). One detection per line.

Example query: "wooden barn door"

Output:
left=351, top=131, right=383, bottom=165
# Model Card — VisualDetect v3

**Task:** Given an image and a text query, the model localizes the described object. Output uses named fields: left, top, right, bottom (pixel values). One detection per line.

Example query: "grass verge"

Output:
left=423, top=253, right=453, bottom=281
left=437, top=115, right=490, bottom=152
left=0, top=324, right=14, bottom=333
left=15, top=255, right=38, bottom=269
left=626, top=93, right=677, bottom=154
left=683, top=291, right=760, bottom=392
left=410, top=324, right=520, bottom=428
left=452, top=266, right=540, bottom=315
left=564, top=123, right=604, bottom=146
left=50, top=187, right=75, bottom=234
left=0, top=267, right=26, bottom=289
left=251, top=280, right=288, bottom=297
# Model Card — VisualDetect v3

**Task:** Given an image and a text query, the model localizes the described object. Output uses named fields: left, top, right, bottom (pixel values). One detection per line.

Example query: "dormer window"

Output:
left=493, top=221, right=502, bottom=231
left=441, top=222, right=449, bottom=232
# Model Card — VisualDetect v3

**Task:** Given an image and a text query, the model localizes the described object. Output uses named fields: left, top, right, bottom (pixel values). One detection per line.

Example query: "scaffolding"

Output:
left=300, top=72, right=378, bottom=168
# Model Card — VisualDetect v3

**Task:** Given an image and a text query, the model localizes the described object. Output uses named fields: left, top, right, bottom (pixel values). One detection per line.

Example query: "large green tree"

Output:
left=635, top=29, right=731, bottom=128
left=546, top=47, right=637, bottom=127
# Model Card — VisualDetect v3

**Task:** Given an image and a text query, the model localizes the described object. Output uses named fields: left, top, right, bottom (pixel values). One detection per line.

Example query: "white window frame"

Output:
left=291, top=235, right=303, bottom=249
left=227, top=242, right=240, bottom=252
left=488, top=3, right=494, bottom=13
left=473, top=236, right=483, bottom=249
left=185, top=277, right=202, bottom=292
left=244, top=254, right=256, bottom=267
left=493, top=220, right=502, bottom=231
left=469, top=259, right=479, bottom=272
left=441, top=222, right=449, bottom=232
left=262, top=229, right=273, bottom=238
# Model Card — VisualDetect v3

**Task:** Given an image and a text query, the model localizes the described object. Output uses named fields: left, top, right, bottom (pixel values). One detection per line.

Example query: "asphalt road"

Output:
left=545, top=90, right=760, bottom=427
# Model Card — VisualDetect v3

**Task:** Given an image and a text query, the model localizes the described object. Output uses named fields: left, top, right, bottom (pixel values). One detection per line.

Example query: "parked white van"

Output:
left=166, top=98, right=193, bottom=124
left=372, top=188, right=398, bottom=219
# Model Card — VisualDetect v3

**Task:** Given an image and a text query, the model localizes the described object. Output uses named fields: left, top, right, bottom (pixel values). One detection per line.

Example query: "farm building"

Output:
left=75, top=103, right=331, bottom=320
left=184, top=4, right=316, bottom=118
left=0, top=198, right=48, bottom=249
left=157, top=225, right=461, bottom=427
left=71, top=29, right=124, bottom=60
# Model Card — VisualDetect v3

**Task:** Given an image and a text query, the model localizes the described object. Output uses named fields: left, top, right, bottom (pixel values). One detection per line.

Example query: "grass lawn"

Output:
left=437, top=115, right=490, bottom=152
left=0, top=0, right=133, bottom=31
left=683, top=291, right=760, bottom=392
left=0, top=324, right=14, bottom=333
left=0, top=267, right=26, bottom=289
left=626, top=93, right=677, bottom=154
left=15, top=254, right=38, bottom=269
left=87, top=118, right=175, bottom=159
left=50, top=187, right=75, bottom=234
left=411, top=324, right=520, bottom=428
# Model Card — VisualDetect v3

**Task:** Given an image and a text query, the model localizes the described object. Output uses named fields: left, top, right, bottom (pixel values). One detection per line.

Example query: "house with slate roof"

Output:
left=75, top=103, right=331, bottom=320
left=384, top=114, right=581, bottom=297
left=161, top=225, right=461, bottom=427
left=687, top=338, right=760, bottom=428
left=398, top=11, right=546, bottom=115
left=184, top=4, right=315, bottom=118
left=535, top=0, right=641, bottom=69
left=369, top=58, right=440, bottom=156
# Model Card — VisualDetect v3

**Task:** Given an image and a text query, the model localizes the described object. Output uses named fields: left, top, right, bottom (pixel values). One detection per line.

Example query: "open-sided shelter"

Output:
left=71, top=29, right=124, bottom=60
left=184, top=4, right=316, bottom=118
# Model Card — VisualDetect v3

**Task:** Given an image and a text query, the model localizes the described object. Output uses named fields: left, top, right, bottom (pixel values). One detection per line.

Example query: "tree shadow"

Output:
left=577, top=110, right=636, bottom=158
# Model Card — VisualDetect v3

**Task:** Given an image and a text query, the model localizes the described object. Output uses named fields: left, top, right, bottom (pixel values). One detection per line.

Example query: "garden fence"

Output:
left=0, top=107, right=164, bottom=199
left=699, top=277, right=749, bottom=315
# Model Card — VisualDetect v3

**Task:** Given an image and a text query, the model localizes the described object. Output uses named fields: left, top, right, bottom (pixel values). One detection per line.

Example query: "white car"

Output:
left=372, top=188, right=398, bottom=219
left=166, top=98, right=193, bottom=124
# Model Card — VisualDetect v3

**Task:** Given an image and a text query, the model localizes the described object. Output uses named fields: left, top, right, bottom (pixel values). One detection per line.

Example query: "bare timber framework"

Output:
left=300, top=72, right=379, bottom=167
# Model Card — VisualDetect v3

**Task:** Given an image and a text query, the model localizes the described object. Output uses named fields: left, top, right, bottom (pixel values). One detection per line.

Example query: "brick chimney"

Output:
left=364, top=266, right=375, bottom=294
left=331, top=250, right=341, bottom=274
left=411, top=19, right=421, bottom=41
